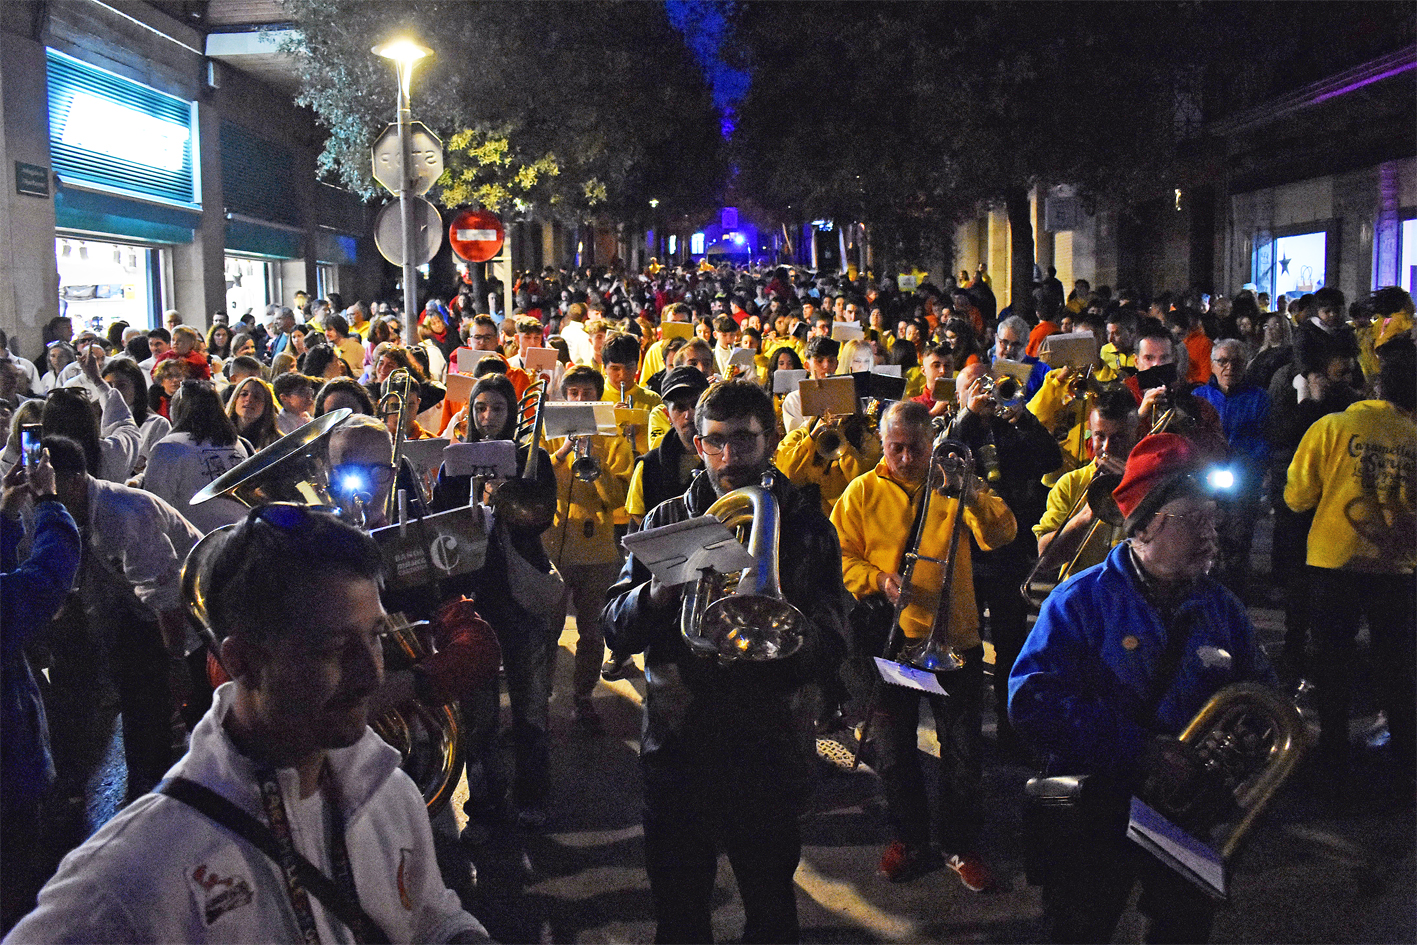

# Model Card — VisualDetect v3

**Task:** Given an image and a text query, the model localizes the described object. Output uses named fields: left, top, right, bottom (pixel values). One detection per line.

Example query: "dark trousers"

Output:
left=1271, top=504, right=1315, bottom=676
left=462, top=615, right=554, bottom=813
left=1310, top=567, right=1416, bottom=779
left=642, top=761, right=802, bottom=944
left=873, top=646, right=984, bottom=854
left=1213, top=489, right=1262, bottom=603
left=1041, top=818, right=1215, bottom=944
left=974, top=567, right=1029, bottom=730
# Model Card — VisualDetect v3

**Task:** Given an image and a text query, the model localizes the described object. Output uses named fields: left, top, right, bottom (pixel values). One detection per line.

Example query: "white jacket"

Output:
left=141, top=432, right=252, bottom=534
left=7, top=684, right=488, bottom=944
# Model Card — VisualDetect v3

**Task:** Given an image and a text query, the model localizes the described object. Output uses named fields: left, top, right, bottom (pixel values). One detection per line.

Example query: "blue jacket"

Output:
left=1194, top=379, right=1271, bottom=478
left=2, top=501, right=81, bottom=812
left=1008, top=542, right=1275, bottom=786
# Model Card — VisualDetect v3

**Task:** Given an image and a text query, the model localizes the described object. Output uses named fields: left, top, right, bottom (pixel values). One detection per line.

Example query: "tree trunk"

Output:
left=1006, top=186, right=1035, bottom=322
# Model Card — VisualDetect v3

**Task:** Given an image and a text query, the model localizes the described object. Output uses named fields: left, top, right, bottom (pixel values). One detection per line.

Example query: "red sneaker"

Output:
left=877, top=840, right=940, bottom=883
left=945, top=853, right=995, bottom=892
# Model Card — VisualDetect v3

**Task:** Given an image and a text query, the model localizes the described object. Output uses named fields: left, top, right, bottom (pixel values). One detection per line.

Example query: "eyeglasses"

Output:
left=697, top=431, right=763, bottom=455
left=332, top=462, right=396, bottom=494
left=997, top=338, right=1024, bottom=353
left=471, top=333, right=498, bottom=343
left=1158, top=508, right=1218, bottom=530
left=1212, top=357, right=1244, bottom=367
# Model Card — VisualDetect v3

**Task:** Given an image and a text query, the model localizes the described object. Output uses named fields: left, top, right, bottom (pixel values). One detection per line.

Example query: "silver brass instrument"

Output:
left=978, top=373, right=1026, bottom=411
left=893, top=435, right=972, bottom=673
left=1172, top=682, right=1309, bottom=860
left=378, top=370, right=415, bottom=522
left=571, top=436, right=602, bottom=482
left=182, top=411, right=463, bottom=814
left=492, top=376, right=556, bottom=532
left=680, top=473, right=807, bottom=662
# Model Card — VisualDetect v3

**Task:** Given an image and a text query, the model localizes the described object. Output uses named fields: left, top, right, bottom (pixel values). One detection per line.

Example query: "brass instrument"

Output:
left=491, top=376, right=556, bottom=532
left=570, top=435, right=602, bottom=482
left=182, top=414, right=464, bottom=814
left=1170, top=682, right=1309, bottom=860
left=378, top=370, right=415, bottom=522
left=680, top=472, right=807, bottom=662
left=978, top=373, right=1026, bottom=411
left=1021, top=466, right=1125, bottom=609
left=892, top=435, right=973, bottom=673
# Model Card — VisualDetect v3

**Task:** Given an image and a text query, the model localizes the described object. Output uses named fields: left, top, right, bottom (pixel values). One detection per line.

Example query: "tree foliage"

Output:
left=282, top=0, right=725, bottom=221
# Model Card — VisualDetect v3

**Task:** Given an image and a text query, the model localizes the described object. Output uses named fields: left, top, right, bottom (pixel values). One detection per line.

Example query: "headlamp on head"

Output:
left=1204, top=466, right=1236, bottom=492
left=337, top=469, right=369, bottom=497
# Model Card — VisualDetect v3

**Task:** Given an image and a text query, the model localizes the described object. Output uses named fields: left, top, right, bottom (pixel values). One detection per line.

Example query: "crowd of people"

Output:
left=0, top=258, right=1413, bottom=943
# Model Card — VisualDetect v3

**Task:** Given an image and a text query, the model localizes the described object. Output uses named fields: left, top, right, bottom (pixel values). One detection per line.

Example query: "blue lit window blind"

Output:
left=47, top=49, right=198, bottom=207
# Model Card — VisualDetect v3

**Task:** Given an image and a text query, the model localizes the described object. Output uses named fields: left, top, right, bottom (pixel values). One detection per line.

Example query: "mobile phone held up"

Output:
left=21, top=424, right=42, bottom=470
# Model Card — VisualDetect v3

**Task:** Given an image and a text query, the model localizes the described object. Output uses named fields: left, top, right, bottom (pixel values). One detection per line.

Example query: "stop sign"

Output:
left=448, top=208, right=504, bottom=263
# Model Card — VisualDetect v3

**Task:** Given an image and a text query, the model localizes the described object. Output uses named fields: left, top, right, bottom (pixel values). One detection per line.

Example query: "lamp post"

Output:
left=373, top=37, right=433, bottom=327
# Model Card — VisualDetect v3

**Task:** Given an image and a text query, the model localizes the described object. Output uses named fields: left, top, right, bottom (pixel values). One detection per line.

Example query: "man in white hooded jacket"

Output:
left=7, top=504, right=489, bottom=944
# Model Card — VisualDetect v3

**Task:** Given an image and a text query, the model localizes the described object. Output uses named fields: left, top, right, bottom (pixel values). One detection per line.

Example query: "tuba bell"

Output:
left=680, top=472, right=808, bottom=662
left=182, top=412, right=464, bottom=814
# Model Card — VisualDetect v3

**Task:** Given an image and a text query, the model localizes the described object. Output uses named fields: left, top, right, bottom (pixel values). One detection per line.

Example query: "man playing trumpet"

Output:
left=831, top=401, right=1016, bottom=889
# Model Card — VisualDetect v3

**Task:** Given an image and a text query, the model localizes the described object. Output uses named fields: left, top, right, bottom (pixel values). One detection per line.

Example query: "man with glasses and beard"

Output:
left=603, top=379, right=849, bottom=944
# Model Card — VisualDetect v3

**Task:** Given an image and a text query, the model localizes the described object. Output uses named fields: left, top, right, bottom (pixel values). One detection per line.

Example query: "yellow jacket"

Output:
left=1027, top=367, right=1092, bottom=483
left=831, top=461, right=1016, bottom=648
left=640, top=339, right=670, bottom=383
left=1285, top=399, right=1416, bottom=572
left=546, top=434, right=632, bottom=567
left=1032, top=463, right=1120, bottom=577
left=1098, top=344, right=1135, bottom=382
left=774, top=417, right=884, bottom=515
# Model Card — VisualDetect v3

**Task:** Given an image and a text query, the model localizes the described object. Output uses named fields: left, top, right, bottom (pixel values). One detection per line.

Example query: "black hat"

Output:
left=660, top=366, right=710, bottom=404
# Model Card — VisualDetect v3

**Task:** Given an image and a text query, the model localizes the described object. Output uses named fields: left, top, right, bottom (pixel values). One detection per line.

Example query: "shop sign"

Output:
left=15, top=162, right=50, bottom=198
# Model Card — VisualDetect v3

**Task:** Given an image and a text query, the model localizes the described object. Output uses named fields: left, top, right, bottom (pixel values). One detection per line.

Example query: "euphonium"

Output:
left=680, top=472, right=807, bottom=662
left=1172, top=682, right=1309, bottom=859
left=893, top=435, right=972, bottom=673
left=182, top=416, right=464, bottom=814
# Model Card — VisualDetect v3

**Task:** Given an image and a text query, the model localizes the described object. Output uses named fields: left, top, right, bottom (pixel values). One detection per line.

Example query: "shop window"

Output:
left=57, top=237, right=159, bottom=335
left=1255, top=229, right=1328, bottom=302
left=225, top=255, right=274, bottom=322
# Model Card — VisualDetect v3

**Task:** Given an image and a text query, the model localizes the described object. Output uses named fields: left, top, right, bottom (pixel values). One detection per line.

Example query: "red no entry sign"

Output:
left=448, top=208, right=505, bottom=263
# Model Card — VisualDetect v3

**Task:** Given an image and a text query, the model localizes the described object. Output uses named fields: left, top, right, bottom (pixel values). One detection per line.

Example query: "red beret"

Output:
left=1112, top=433, right=1200, bottom=522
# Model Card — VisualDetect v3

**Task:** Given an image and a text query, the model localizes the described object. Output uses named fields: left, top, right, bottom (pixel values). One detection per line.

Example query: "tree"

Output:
left=282, top=0, right=725, bottom=223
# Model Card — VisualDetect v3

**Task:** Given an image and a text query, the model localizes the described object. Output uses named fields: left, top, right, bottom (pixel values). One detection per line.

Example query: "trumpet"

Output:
left=570, top=435, right=602, bottom=482
left=978, top=373, right=1026, bottom=411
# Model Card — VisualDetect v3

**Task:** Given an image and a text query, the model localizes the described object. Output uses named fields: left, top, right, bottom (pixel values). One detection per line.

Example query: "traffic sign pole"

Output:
left=396, top=88, right=418, bottom=328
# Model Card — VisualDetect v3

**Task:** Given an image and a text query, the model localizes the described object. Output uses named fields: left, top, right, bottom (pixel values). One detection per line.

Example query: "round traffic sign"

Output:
left=374, top=197, right=443, bottom=267
left=448, top=208, right=505, bottom=263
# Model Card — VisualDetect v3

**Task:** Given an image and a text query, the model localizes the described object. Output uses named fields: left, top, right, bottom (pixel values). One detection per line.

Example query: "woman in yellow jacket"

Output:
left=545, top=365, right=633, bottom=732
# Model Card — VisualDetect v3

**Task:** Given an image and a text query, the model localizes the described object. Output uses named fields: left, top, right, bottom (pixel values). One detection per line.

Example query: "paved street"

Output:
left=437, top=613, right=1416, bottom=944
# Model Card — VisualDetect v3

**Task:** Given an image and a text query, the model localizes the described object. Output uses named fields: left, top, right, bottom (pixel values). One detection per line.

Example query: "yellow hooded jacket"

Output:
left=831, top=460, right=1017, bottom=649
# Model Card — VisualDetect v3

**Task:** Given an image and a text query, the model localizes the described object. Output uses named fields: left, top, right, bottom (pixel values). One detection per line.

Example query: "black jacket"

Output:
left=602, top=467, right=850, bottom=800
left=951, top=408, right=1061, bottom=571
left=635, top=430, right=702, bottom=522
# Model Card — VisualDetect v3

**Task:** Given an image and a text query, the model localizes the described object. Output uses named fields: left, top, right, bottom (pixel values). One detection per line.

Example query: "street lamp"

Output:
left=373, top=36, right=434, bottom=326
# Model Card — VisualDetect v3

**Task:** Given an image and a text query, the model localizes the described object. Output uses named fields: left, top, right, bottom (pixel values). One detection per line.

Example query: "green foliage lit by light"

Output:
left=436, top=127, right=566, bottom=212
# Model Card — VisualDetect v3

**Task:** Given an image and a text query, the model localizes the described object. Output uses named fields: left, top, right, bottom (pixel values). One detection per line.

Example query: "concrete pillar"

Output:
left=0, top=29, right=59, bottom=358
left=987, top=206, right=1011, bottom=309
left=170, top=99, right=225, bottom=329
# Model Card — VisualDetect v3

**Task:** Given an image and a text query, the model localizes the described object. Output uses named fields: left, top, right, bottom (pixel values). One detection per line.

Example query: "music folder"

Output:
left=369, top=505, right=489, bottom=591
left=851, top=371, right=907, bottom=402
left=798, top=376, right=857, bottom=417
left=621, top=515, right=756, bottom=587
left=873, top=657, right=948, bottom=695
left=1126, top=796, right=1228, bottom=900
left=772, top=369, right=809, bottom=395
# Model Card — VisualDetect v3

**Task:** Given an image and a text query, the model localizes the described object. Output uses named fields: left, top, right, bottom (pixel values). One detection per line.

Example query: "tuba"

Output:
left=1169, top=682, right=1309, bottom=860
left=680, top=472, right=808, bottom=662
left=183, top=412, right=463, bottom=814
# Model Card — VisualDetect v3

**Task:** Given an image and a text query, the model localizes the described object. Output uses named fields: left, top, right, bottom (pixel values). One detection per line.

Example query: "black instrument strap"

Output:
left=157, top=776, right=390, bottom=944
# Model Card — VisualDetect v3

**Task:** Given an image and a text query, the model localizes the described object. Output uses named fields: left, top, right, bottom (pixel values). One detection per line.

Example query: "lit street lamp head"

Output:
left=372, top=37, right=434, bottom=99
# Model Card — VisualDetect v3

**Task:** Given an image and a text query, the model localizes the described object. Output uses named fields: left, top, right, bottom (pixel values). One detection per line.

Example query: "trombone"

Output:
left=1021, top=463, right=1125, bottom=609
